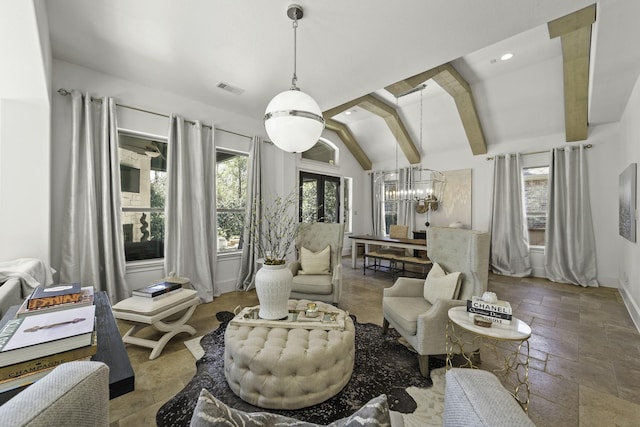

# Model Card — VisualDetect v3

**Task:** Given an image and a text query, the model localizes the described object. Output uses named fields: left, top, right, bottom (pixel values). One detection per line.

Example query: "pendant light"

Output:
left=264, top=4, right=325, bottom=153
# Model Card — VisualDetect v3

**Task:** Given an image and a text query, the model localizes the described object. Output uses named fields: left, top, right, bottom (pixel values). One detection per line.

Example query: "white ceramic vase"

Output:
left=254, top=263, right=292, bottom=320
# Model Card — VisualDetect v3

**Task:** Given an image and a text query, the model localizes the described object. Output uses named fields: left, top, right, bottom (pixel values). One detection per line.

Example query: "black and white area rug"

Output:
left=157, top=311, right=446, bottom=427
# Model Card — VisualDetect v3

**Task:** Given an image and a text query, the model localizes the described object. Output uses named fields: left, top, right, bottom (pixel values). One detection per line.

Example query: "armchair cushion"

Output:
left=299, top=245, right=331, bottom=275
left=292, top=274, right=333, bottom=295
left=383, top=297, right=432, bottom=335
left=423, top=262, right=462, bottom=304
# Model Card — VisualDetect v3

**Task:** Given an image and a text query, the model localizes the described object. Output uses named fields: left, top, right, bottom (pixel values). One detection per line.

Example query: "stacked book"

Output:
left=466, top=296, right=512, bottom=327
left=132, top=280, right=184, bottom=298
left=0, top=284, right=96, bottom=394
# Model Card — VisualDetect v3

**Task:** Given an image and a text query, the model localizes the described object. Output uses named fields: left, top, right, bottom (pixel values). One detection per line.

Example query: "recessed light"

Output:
left=345, top=110, right=353, bottom=115
left=500, top=52, right=515, bottom=61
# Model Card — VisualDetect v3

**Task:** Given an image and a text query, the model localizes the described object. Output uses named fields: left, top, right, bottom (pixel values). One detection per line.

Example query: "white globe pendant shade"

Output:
left=264, top=89, right=325, bottom=153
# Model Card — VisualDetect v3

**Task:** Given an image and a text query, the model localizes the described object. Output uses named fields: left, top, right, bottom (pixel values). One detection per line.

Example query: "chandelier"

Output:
left=264, top=4, right=325, bottom=153
left=378, top=167, right=446, bottom=213
left=376, top=84, right=445, bottom=218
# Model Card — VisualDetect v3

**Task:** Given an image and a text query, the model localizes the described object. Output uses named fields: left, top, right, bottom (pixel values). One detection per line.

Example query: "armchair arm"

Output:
left=332, top=263, right=342, bottom=283
left=415, top=298, right=466, bottom=351
left=383, top=277, right=425, bottom=298
left=289, top=261, right=301, bottom=276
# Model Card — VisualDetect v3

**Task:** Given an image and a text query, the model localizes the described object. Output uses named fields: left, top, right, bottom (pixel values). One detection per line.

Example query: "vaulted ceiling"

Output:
left=46, top=1, right=640, bottom=170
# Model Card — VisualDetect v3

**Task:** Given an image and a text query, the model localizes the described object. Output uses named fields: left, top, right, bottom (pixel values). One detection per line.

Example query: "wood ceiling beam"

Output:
left=323, top=94, right=421, bottom=166
left=324, top=118, right=372, bottom=170
left=386, top=63, right=487, bottom=155
left=548, top=4, right=596, bottom=142
left=358, top=94, right=421, bottom=165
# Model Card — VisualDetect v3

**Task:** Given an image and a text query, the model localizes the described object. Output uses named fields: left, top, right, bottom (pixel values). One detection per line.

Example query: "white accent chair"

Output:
left=382, top=227, right=491, bottom=377
left=289, top=222, right=345, bottom=304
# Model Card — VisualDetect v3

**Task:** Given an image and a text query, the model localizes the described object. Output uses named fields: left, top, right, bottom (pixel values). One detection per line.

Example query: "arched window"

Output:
left=301, top=138, right=338, bottom=165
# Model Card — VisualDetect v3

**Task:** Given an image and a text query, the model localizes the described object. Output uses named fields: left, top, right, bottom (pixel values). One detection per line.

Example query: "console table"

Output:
left=0, top=291, right=135, bottom=403
left=348, top=234, right=427, bottom=269
left=445, top=306, right=531, bottom=411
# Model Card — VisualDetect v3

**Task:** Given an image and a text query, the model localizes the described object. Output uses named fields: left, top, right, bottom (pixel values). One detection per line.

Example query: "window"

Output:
left=343, top=177, right=353, bottom=233
left=299, top=171, right=340, bottom=223
left=523, top=166, right=549, bottom=246
left=216, top=150, right=248, bottom=253
left=119, top=132, right=167, bottom=262
left=383, top=181, right=398, bottom=235
left=301, top=139, right=338, bottom=165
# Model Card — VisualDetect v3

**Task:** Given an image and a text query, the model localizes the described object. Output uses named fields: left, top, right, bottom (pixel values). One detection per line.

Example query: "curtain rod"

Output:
left=56, top=88, right=254, bottom=141
left=486, top=143, right=593, bottom=160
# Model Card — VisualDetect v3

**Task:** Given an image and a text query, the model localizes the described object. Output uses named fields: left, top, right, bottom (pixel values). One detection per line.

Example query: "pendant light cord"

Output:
left=291, top=18, right=299, bottom=90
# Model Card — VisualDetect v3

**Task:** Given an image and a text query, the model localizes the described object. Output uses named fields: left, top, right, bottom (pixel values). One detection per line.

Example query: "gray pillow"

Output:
left=190, top=388, right=391, bottom=427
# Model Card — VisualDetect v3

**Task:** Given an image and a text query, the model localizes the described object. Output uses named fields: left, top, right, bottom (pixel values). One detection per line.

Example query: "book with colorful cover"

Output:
left=0, top=304, right=96, bottom=367
left=27, top=283, right=82, bottom=310
left=132, top=281, right=182, bottom=298
left=17, top=286, right=94, bottom=318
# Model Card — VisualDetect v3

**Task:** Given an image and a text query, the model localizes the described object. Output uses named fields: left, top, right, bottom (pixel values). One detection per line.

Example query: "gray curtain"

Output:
left=489, top=153, right=531, bottom=276
left=237, top=136, right=262, bottom=291
left=545, top=145, right=598, bottom=286
left=60, top=91, right=128, bottom=303
left=371, top=172, right=386, bottom=235
left=164, top=116, right=217, bottom=301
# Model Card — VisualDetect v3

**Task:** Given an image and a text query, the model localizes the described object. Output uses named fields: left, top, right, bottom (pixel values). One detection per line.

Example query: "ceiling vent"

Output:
left=216, top=81, right=244, bottom=95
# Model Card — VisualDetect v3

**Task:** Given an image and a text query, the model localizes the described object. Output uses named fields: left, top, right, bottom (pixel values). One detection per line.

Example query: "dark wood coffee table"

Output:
left=0, top=291, right=134, bottom=403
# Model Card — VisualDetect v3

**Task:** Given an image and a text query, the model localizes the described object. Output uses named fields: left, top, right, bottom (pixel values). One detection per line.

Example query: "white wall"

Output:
left=617, top=73, right=640, bottom=330
left=51, top=60, right=260, bottom=294
left=0, top=1, right=51, bottom=263
left=369, top=122, right=622, bottom=288
left=51, top=59, right=368, bottom=294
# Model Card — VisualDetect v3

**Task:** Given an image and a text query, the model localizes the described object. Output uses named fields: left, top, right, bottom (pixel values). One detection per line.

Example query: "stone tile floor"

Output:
left=109, top=259, right=640, bottom=426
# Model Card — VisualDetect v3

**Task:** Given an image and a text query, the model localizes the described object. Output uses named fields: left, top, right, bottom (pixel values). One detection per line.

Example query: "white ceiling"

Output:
left=45, top=0, right=640, bottom=167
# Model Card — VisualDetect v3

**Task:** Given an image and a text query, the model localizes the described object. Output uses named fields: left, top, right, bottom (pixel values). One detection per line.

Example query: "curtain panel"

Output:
left=370, top=172, right=385, bottom=236
left=489, top=153, right=532, bottom=277
left=237, top=136, right=262, bottom=291
left=164, top=116, right=217, bottom=301
left=544, top=145, right=598, bottom=287
left=60, top=91, right=128, bottom=303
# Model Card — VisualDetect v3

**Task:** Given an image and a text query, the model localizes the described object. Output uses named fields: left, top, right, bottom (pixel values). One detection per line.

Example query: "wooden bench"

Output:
left=364, top=252, right=432, bottom=279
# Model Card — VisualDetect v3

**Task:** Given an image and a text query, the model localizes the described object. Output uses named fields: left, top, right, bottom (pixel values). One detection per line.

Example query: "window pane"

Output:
left=216, top=211, right=244, bottom=252
left=301, top=140, right=336, bottom=164
left=384, top=182, right=398, bottom=234
left=324, top=179, right=338, bottom=222
left=344, top=177, right=352, bottom=233
left=523, top=166, right=549, bottom=246
left=119, top=133, right=167, bottom=261
left=216, top=151, right=248, bottom=252
left=121, top=211, right=165, bottom=261
left=301, top=178, right=319, bottom=223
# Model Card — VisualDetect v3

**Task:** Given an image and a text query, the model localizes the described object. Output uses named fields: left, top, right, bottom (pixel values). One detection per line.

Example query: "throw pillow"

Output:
left=299, top=245, right=331, bottom=275
left=190, top=388, right=391, bottom=427
left=423, top=262, right=462, bottom=304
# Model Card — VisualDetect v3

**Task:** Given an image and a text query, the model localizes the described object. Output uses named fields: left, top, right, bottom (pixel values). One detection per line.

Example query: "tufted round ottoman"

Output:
left=224, top=299, right=355, bottom=409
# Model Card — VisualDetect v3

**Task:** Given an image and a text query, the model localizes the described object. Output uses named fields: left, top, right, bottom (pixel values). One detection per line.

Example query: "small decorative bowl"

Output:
left=473, top=315, right=492, bottom=328
left=305, top=308, right=319, bottom=318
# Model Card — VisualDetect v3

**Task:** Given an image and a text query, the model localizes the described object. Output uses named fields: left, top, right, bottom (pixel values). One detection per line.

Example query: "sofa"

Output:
left=444, top=368, right=535, bottom=426
left=0, top=361, right=110, bottom=427
left=0, top=277, right=23, bottom=318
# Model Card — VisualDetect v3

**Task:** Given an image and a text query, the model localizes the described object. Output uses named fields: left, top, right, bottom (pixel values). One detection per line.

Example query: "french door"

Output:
left=299, top=171, right=340, bottom=223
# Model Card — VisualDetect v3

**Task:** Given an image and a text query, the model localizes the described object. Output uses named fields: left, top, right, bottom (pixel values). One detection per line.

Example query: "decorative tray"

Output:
left=230, top=305, right=346, bottom=331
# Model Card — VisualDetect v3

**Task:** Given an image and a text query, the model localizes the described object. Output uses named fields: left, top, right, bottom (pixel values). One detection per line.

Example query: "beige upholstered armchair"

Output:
left=382, top=227, right=491, bottom=377
left=289, top=222, right=346, bottom=304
